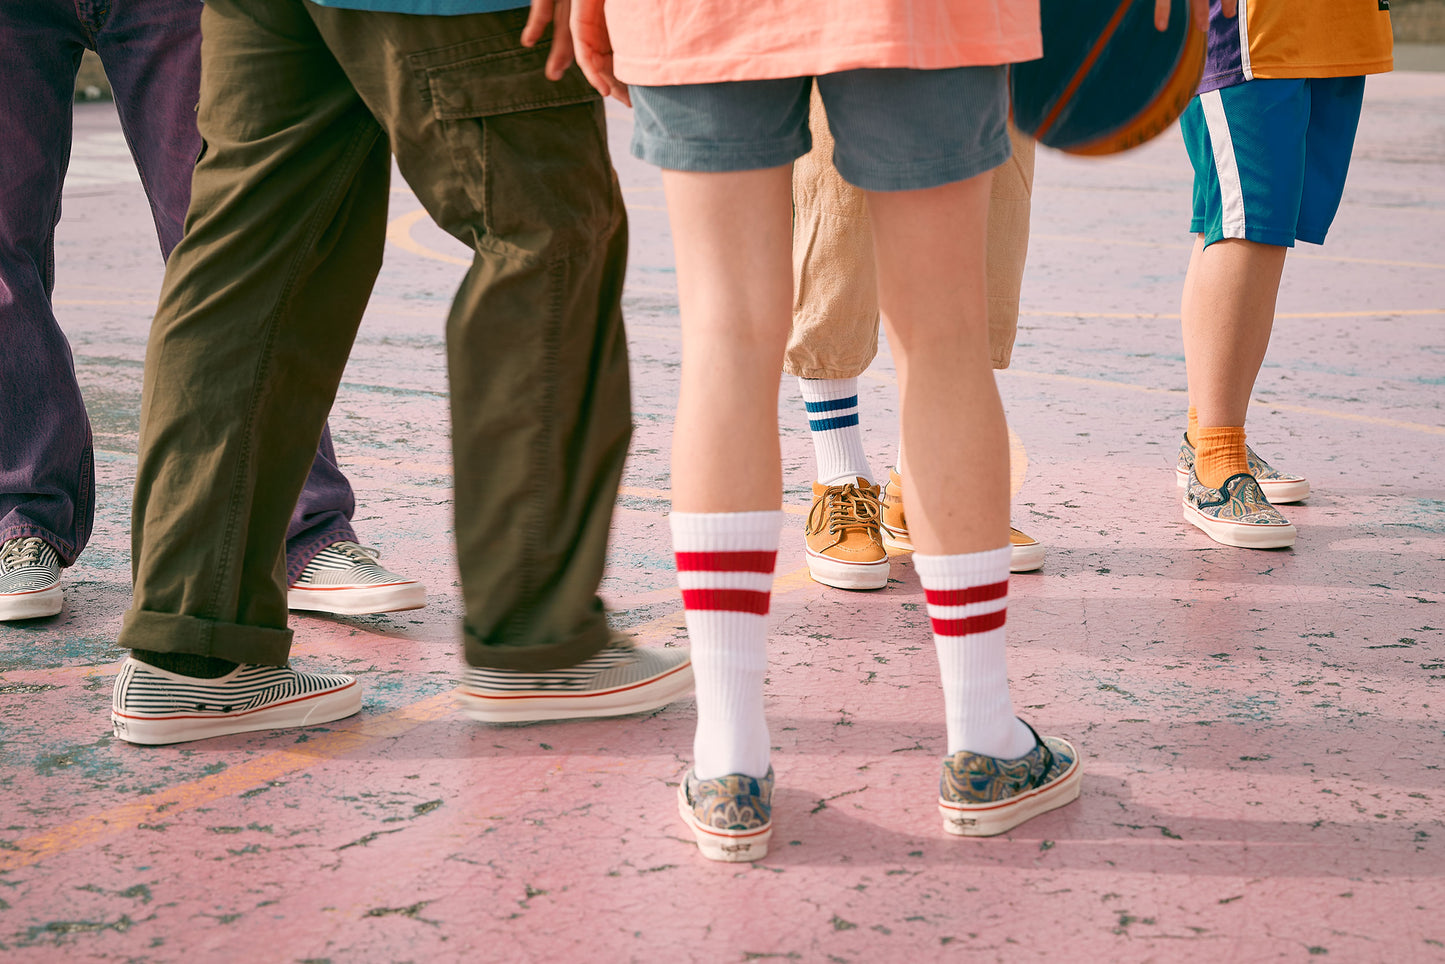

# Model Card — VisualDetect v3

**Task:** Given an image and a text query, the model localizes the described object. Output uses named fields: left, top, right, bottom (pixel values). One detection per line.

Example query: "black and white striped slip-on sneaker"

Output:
left=287, top=541, right=426, bottom=615
left=0, top=537, right=63, bottom=621
left=111, top=658, right=362, bottom=745
left=457, top=638, right=693, bottom=723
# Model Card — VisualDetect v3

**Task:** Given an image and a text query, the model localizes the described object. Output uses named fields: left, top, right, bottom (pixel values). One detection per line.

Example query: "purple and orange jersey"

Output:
left=1200, top=0, right=1393, bottom=93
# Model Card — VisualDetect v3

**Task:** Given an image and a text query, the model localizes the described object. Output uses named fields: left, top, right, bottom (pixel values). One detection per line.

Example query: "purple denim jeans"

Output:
left=0, top=0, right=356, bottom=582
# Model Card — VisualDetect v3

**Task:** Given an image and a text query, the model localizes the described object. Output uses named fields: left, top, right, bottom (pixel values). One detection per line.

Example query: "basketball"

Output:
left=1011, top=0, right=1207, bottom=155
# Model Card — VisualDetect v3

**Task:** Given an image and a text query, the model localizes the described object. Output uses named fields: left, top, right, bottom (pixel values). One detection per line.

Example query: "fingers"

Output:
left=572, top=0, right=614, bottom=97
left=1220, top=0, right=1238, bottom=18
left=545, top=0, right=575, bottom=79
left=575, top=40, right=613, bottom=98
left=1156, top=0, right=1214, bottom=33
left=521, top=0, right=554, bottom=48
left=1192, top=0, right=1211, bottom=31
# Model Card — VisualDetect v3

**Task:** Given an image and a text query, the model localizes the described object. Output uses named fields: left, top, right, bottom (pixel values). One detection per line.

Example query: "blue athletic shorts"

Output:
left=1180, top=76, right=1366, bottom=248
left=629, top=67, right=1010, bottom=192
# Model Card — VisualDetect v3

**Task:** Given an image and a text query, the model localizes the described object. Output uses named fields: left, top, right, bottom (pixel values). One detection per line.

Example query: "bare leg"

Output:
left=662, top=166, right=794, bottom=791
left=1181, top=236, right=1288, bottom=427
left=867, top=173, right=1007, bottom=555
left=664, top=167, right=795, bottom=512
left=868, top=170, right=1034, bottom=762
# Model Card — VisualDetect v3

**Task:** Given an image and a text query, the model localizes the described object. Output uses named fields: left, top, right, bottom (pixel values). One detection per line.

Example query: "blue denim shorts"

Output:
left=629, top=67, right=1010, bottom=192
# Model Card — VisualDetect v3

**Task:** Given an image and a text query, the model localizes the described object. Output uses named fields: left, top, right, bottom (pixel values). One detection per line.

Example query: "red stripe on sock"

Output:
left=675, top=551, right=777, bottom=574
left=923, top=580, right=1009, bottom=607
left=930, top=608, right=1007, bottom=637
left=681, top=588, right=771, bottom=615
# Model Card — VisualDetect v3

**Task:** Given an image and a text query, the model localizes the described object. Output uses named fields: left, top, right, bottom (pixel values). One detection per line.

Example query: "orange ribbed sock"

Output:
left=1194, top=426, right=1248, bottom=488
left=1186, top=406, right=1198, bottom=447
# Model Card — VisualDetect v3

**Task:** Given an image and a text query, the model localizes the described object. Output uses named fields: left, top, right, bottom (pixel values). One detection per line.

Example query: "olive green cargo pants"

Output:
left=119, top=0, right=631, bottom=671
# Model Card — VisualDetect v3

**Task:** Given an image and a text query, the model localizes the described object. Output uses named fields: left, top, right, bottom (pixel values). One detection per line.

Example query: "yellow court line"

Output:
left=0, top=561, right=822, bottom=874
left=1021, top=308, right=1445, bottom=320
left=385, top=207, right=469, bottom=267
left=0, top=691, right=458, bottom=874
left=1005, top=368, right=1445, bottom=436
left=385, top=206, right=667, bottom=272
left=1032, top=233, right=1445, bottom=270
left=54, top=299, right=157, bottom=307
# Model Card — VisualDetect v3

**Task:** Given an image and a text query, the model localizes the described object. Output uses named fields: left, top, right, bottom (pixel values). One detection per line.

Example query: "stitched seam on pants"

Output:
left=513, top=256, right=566, bottom=637
left=204, top=121, right=385, bottom=622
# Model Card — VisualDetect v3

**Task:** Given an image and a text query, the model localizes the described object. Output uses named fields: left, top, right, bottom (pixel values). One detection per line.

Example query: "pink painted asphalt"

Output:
left=2, top=71, right=1443, bottom=961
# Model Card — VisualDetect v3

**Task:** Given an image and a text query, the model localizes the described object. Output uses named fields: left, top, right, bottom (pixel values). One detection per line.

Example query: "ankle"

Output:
left=131, top=649, right=240, bottom=679
left=1194, top=426, right=1248, bottom=488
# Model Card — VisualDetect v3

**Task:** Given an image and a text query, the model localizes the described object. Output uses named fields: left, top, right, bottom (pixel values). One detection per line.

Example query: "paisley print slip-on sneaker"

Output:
left=1176, top=433, right=1310, bottom=504
left=677, top=767, right=773, bottom=862
left=938, top=721, right=1082, bottom=837
left=1182, top=467, right=1296, bottom=549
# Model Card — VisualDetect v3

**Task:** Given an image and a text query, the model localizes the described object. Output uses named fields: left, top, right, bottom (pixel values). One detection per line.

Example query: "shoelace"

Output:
left=0, top=537, right=48, bottom=573
left=809, top=484, right=881, bottom=535
left=328, top=541, right=383, bottom=564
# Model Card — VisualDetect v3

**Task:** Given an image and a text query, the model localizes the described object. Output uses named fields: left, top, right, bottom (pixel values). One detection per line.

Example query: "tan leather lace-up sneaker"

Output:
left=880, top=467, right=912, bottom=551
left=804, top=478, right=889, bottom=590
left=880, top=467, right=1045, bottom=573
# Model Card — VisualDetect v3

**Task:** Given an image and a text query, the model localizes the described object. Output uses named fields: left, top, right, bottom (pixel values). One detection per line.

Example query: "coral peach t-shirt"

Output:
left=605, top=1, right=1042, bottom=87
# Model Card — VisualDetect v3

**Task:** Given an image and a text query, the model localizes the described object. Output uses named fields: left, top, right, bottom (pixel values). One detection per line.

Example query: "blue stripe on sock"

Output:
left=808, top=413, right=860, bottom=432
left=804, top=395, right=858, bottom=414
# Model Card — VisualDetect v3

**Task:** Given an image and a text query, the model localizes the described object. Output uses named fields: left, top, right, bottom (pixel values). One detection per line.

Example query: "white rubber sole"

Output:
left=678, top=784, right=772, bottom=862
left=112, top=680, right=363, bottom=745
left=1182, top=503, right=1296, bottom=549
left=805, top=548, right=889, bottom=590
left=880, top=524, right=913, bottom=552
left=1176, top=467, right=1310, bottom=504
left=0, top=584, right=63, bottom=620
left=456, top=659, right=694, bottom=723
left=939, top=745, right=1083, bottom=837
left=287, top=580, right=426, bottom=615
left=1009, top=540, right=1045, bottom=573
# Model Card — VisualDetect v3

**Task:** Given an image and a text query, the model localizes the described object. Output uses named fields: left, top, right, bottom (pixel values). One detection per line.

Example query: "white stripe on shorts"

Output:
left=1237, top=0, right=1254, bottom=82
left=1200, top=90, right=1247, bottom=240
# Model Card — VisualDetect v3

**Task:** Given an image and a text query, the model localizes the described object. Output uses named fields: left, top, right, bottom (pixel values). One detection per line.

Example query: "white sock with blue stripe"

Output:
left=799, top=377, right=872, bottom=486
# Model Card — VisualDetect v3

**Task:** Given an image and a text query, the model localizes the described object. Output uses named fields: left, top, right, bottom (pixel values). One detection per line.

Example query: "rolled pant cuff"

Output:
left=463, top=614, right=611, bottom=672
left=119, top=609, right=293, bottom=667
left=0, top=523, right=82, bottom=567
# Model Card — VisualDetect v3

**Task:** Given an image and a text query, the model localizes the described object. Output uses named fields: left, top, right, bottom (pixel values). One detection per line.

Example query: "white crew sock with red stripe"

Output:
left=671, top=510, right=782, bottom=780
left=915, top=546, right=1036, bottom=760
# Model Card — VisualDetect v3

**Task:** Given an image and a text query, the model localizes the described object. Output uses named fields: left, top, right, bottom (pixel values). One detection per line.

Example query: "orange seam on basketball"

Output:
left=1034, top=0, right=1136, bottom=141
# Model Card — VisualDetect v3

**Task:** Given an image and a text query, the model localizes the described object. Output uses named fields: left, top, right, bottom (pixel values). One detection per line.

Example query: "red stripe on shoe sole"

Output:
left=939, top=757, right=1079, bottom=813
left=675, top=551, right=777, bottom=574
left=681, top=588, right=771, bottom=615
left=458, top=660, right=692, bottom=701
left=924, top=580, right=1008, bottom=607
left=287, top=581, right=417, bottom=592
left=0, top=585, right=60, bottom=597
left=930, top=609, right=1008, bottom=637
left=688, top=818, right=772, bottom=840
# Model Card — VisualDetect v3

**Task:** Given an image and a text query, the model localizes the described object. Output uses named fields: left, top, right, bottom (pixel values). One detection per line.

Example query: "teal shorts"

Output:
left=1181, top=76, right=1366, bottom=248
left=629, top=67, right=1010, bottom=193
